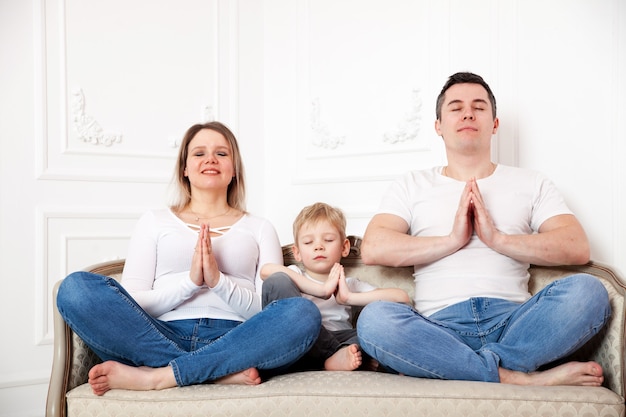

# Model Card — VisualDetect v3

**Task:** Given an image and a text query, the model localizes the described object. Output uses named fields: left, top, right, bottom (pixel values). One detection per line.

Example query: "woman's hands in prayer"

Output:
left=190, top=224, right=221, bottom=288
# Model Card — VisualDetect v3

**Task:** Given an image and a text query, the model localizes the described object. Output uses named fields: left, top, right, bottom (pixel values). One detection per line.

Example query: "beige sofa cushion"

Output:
left=66, top=371, right=623, bottom=417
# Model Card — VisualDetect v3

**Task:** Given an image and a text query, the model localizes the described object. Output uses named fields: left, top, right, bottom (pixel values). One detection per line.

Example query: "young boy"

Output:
left=261, top=202, right=410, bottom=371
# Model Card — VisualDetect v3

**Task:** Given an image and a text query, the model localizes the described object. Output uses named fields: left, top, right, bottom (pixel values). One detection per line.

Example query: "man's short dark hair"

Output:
left=436, top=72, right=497, bottom=120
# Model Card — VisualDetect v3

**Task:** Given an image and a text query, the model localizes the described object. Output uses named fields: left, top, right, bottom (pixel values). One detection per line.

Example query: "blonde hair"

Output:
left=170, top=121, right=247, bottom=213
left=293, top=202, right=346, bottom=243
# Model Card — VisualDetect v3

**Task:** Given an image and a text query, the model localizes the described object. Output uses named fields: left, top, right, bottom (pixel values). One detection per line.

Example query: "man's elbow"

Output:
left=360, top=239, right=378, bottom=265
left=572, top=245, right=591, bottom=265
left=563, top=240, right=590, bottom=265
left=361, top=239, right=405, bottom=267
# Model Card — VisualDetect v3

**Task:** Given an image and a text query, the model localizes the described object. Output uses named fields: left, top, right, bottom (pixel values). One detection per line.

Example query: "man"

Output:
left=357, top=72, right=611, bottom=386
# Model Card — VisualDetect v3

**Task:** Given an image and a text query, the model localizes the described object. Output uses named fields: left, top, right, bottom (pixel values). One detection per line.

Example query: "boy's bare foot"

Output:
left=324, top=344, right=362, bottom=371
left=499, top=361, right=604, bottom=386
left=215, top=368, right=262, bottom=385
left=88, top=361, right=176, bottom=396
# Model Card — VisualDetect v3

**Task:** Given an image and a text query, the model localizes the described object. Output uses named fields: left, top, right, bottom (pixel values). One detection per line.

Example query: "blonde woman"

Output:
left=57, top=122, right=321, bottom=395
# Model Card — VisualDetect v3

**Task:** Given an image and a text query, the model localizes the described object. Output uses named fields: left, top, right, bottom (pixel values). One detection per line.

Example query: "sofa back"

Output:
left=57, top=236, right=626, bottom=398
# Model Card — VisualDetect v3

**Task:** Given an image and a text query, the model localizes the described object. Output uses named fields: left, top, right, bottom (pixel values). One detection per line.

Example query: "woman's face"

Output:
left=184, top=129, right=235, bottom=193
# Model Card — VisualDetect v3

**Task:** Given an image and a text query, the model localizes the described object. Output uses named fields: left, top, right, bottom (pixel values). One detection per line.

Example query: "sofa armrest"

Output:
left=46, top=260, right=125, bottom=417
left=529, top=261, right=626, bottom=397
left=46, top=280, right=70, bottom=417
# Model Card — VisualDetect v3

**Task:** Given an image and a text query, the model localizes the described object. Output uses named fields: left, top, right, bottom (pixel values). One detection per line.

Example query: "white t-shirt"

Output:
left=378, top=164, right=573, bottom=316
left=287, top=265, right=376, bottom=331
left=121, top=209, right=283, bottom=322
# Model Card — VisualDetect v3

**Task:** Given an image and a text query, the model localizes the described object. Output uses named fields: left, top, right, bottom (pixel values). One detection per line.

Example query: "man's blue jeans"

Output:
left=56, top=271, right=321, bottom=386
left=357, top=274, right=611, bottom=382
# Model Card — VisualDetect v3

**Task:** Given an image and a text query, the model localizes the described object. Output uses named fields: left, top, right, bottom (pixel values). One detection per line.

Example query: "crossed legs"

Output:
left=357, top=274, right=611, bottom=386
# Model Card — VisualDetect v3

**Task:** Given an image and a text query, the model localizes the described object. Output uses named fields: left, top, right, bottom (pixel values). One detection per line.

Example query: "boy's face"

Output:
left=293, top=220, right=350, bottom=275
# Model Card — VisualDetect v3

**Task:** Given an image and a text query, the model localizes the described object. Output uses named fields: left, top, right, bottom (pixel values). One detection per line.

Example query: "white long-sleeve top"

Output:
left=121, top=209, right=283, bottom=322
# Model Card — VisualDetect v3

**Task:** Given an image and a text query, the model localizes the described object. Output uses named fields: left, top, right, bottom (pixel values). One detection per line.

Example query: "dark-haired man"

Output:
left=357, top=72, right=611, bottom=386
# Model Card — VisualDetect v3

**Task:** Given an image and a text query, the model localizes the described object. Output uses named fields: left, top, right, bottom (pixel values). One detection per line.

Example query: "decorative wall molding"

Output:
left=168, top=104, right=215, bottom=150
left=71, top=88, right=123, bottom=147
left=310, top=98, right=345, bottom=149
left=36, top=208, right=143, bottom=345
left=35, top=0, right=228, bottom=182
left=291, top=0, right=439, bottom=184
left=203, top=105, right=215, bottom=123
left=310, top=90, right=424, bottom=149
left=383, top=89, right=422, bottom=144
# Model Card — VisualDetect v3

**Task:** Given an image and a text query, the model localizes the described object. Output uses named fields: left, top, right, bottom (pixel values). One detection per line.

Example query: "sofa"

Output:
left=46, top=235, right=626, bottom=417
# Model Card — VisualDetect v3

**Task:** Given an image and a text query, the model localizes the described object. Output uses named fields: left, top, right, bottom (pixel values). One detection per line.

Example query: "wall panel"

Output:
left=263, top=0, right=519, bottom=242
left=294, top=0, right=441, bottom=183
left=37, top=0, right=219, bottom=182
left=37, top=208, right=141, bottom=344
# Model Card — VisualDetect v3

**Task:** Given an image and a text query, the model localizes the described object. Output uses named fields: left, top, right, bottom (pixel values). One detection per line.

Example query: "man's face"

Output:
left=435, top=83, right=499, bottom=154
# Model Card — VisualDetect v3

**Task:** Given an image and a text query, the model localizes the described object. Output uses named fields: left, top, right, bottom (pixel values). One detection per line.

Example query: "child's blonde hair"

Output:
left=293, top=202, right=347, bottom=243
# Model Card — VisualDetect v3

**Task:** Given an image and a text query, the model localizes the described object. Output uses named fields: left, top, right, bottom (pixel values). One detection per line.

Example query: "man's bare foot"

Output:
left=88, top=361, right=177, bottom=396
left=499, top=361, right=604, bottom=386
left=215, top=368, right=262, bottom=385
left=324, top=344, right=362, bottom=371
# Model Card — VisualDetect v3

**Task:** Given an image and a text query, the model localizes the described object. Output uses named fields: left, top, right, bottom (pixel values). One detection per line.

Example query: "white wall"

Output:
left=258, top=0, right=626, bottom=271
left=1, top=0, right=624, bottom=415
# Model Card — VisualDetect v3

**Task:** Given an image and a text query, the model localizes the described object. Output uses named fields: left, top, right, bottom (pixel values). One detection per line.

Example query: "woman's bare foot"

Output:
left=88, top=361, right=176, bottom=396
left=324, top=344, right=362, bottom=371
left=499, top=361, right=604, bottom=386
left=215, top=368, right=262, bottom=385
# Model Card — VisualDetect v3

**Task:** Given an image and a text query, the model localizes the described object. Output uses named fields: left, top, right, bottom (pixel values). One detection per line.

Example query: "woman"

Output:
left=56, top=121, right=321, bottom=395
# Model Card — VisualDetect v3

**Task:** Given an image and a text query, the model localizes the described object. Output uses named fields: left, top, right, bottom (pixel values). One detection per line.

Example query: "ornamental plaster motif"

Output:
left=168, top=105, right=215, bottom=149
left=203, top=105, right=215, bottom=123
left=310, top=98, right=345, bottom=149
left=383, top=89, right=422, bottom=144
left=71, top=88, right=122, bottom=146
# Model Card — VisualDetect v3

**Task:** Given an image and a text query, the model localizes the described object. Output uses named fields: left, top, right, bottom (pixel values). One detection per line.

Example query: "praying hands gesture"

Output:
left=450, top=178, right=499, bottom=250
left=363, top=177, right=588, bottom=268
left=323, top=263, right=343, bottom=297
left=453, top=178, right=588, bottom=266
left=260, top=262, right=341, bottom=299
left=334, top=263, right=410, bottom=306
left=190, top=224, right=221, bottom=288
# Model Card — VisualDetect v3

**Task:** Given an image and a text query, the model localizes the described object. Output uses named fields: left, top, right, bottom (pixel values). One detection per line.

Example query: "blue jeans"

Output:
left=56, top=271, right=321, bottom=386
left=262, top=273, right=360, bottom=370
left=357, top=274, right=611, bottom=382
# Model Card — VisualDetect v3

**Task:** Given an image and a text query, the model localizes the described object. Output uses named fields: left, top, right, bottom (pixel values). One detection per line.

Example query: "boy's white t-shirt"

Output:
left=287, top=264, right=376, bottom=331
left=377, top=164, right=573, bottom=316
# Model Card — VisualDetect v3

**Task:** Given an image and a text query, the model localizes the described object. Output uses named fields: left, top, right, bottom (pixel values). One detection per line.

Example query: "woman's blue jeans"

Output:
left=357, top=274, right=611, bottom=382
left=56, top=271, right=321, bottom=386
